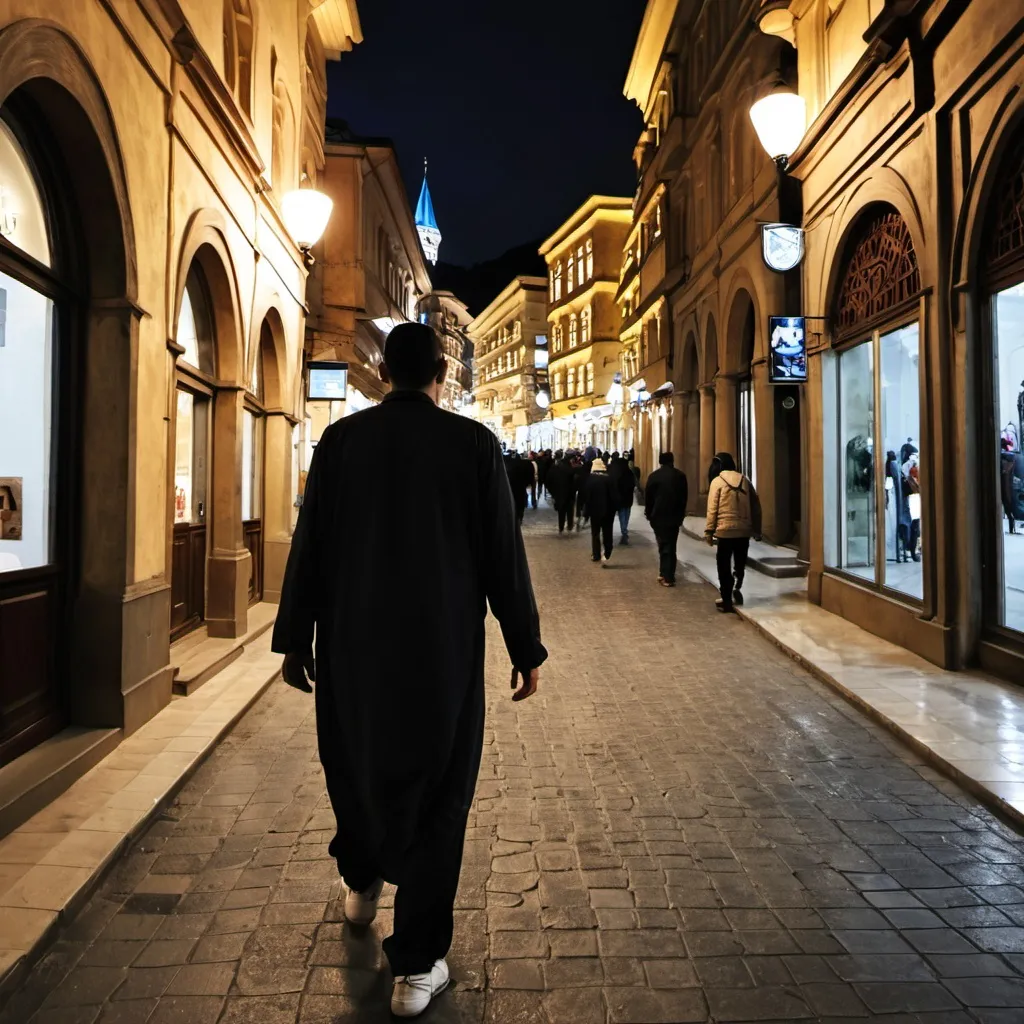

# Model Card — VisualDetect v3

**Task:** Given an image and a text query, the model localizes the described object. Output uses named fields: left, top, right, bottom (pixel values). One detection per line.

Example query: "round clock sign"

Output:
left=762, top=223, right=805, bottom=272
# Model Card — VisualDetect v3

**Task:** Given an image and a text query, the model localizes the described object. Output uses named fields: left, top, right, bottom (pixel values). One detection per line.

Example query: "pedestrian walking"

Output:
left=704, top=451, right=761, bottom=612
left=608, top=452, right=636, bottom=545
left=505, top=453, right=532, bottom=523
left=644, top=452, right=688, bottom=586
left=572, top=455, right=591, bottom=531
left=582, top=457, right=616, bottom=565
left=537, top=449, right=553, bottom=498
left=272, top=323, right=547, bottom=1018
left=547, top=452, right=575, bottom=533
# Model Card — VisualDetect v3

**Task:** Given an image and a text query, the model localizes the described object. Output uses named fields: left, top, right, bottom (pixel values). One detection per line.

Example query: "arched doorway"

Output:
left=0, top=25, right=135, bottom=764
left=171, top=265, right=215, bottom=637
left=727, top=290, right=757, bottom=482
left=826, top=204, right=923, bottom=600
left=981, top=129, right=1024, bottom=642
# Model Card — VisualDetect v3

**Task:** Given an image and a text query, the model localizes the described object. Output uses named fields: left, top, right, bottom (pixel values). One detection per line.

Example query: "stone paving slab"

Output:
left=4, top=504, right=1024, bottom=1021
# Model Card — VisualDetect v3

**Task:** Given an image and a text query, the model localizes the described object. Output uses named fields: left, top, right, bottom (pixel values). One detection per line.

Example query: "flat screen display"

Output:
left=307, top=361, right=348, bottom=401
left=768, top=316, right=807, bottom=383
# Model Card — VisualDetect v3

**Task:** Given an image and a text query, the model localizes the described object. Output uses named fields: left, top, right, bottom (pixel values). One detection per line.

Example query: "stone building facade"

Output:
left=0, top=0, right=359, bottom=804
left=540, top=197, right=632, bottom=453
left=469, top=277, right=549, bottom=449
left=754, top=0, right=1024, bottom=681
left=623, top=0, right=802, bottom=545
left=307, top=126, right=432, bottom=437
left=420, top=290, right=474, bottom=413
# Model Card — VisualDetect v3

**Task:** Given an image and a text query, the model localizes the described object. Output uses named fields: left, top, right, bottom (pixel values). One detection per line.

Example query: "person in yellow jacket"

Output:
left=704, top=452, right=762, bottom=612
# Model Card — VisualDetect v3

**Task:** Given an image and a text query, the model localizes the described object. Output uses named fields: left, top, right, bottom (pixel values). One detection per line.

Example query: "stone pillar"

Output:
left=699, top=385, right=716, bottom=493
left=262, top=411, right=297, bottom=604
left=670, top=392, right=686, bottom=462
left=207, top=386, right=251, bottom=638
left=715, top=374, right=738, bottom=460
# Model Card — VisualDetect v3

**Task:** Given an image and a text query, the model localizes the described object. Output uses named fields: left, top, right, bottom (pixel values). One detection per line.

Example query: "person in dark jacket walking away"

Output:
left=547, top=453, right=575, bottom=533
left=505, top=453, right=533, bottom=524
left=705, top=451, right=762, bottom=612
left=608, top=452, right=636, bottom=545
left=273, top=323, right=546, bottom=1018
left=583, top=458, right=617, bottom=564
left=572, top=455, right=590, bottom=531
left=644, top=452, right=688, bottom=586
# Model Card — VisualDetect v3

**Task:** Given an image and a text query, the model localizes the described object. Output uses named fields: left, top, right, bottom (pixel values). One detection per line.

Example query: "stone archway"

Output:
left=0, top=21, right=166, bottom=758
left=170, top=220, right=249, bottom=640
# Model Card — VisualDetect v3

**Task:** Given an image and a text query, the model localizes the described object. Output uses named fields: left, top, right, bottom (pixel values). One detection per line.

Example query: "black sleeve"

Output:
left=271, top=438, right=325, bottom=656
left=480, top=433, right=548, bottom=672
left=644, top=472, right=659, bottom=518
left=680, top=472, right=689, bottom=519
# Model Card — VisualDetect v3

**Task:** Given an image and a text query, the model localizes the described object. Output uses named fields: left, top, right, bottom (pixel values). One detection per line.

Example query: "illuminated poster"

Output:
left=307, top=361, right=349, bottom=401
left=768, top=316, right=807, bottom=383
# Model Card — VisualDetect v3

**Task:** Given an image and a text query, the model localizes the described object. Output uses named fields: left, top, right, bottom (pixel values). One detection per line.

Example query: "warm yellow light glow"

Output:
left=282, top=188, right=333, bottom=250
left=749, top=91, right=806, bottom=164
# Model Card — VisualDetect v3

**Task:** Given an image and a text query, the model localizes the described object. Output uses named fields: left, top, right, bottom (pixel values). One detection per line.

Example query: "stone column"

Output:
left=207, top=386, right=251, bottom=638
left=698, top=385, right=716, bottom=493
left=262, top=411, right=297, bottom=604
left=670, top=391, right=686, bottom=462
left=715, top=373, right=738, bottom=460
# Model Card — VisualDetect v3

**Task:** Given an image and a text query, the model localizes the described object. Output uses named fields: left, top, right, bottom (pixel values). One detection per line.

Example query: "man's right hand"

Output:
left=282, top=650, right=315, bottom=693
left=510, top=667, right=539, bottom=702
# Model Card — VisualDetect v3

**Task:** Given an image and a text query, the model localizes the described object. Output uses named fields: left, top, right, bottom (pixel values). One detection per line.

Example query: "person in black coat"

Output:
left=571, top=455, right=590, bottom=531
left=505, top=453, right=533, bottom=524
left=582, top=458, right=617, bottom=563
left=644, top=452, right=689, bottom=586
left=273, top=324, right=546, bottom=1016
left=608, top=452, right=636, bottom=545
left=546, top=454, right=575, bottom=533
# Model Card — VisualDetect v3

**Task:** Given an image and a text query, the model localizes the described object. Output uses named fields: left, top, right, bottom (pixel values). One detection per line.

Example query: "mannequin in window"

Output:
left=845, top=435, right=873, bottom=493
left=902, top=448, right=921, bottom=561
left=1003, top=423, right=1020, bottom=453
left=1003, top=437, right=1020, bottom=535
left=1018, top=382, right=1024, bottom=450
left=886, top=450, right=912, bottom=562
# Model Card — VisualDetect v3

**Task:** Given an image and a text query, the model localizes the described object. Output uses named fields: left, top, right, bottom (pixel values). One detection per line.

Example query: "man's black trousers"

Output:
left=557, top=496, right=575, bottom=532
left=653, top=523, right=679, bottom=582
left=591, top=515, right=614, bottom=560
left=716, top=536, right=749, bottom=604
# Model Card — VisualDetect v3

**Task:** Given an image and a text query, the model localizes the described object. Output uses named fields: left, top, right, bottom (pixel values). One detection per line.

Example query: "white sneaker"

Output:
left=601, top=555, right=610, bottom=567
left=391, top=958, right=450, bottom=1017
left=344, top=878, right=383, bottom=925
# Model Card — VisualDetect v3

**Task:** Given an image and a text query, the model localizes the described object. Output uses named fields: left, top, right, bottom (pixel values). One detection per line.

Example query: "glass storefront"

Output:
left=829, top=323, right=923, bottom=598
left=994, top=282, right=1024, bottom=635
left=738, top=379, right=756, bottom=487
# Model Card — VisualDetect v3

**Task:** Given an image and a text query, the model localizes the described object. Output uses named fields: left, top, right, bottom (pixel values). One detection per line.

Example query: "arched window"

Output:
left=223, top=0, right=255, bottom=119
left=553, top=372, right=563, bottom=401
left=586, top=363, right=595, bottom=394
left=177, top=266, right=215, bottom=376
left=567, top=368, right=576, bottom=398
left=567, top=254, right=575, bottom=293
left=569, top=314, right=578, bottom=348
left=554, top=264, right=562, bottom=301
left=581, top=307, right=591, bottom=345
left=577, top=245, right=585, bottom=287
left=585, top=238, right=593, bottom=279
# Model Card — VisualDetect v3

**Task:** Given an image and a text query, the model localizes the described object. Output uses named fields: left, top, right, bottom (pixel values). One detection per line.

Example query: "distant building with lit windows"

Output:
left=540, top=196, right=632, bottom=452
left=469, top=277, right=549, bottom=449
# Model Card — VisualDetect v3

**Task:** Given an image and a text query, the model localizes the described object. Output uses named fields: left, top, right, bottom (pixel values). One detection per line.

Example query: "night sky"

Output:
left=327, top=0, right=646, bottom=268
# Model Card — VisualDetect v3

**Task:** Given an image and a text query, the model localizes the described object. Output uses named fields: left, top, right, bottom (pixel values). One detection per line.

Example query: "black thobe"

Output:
left=272, top=391, right=547, bottom=975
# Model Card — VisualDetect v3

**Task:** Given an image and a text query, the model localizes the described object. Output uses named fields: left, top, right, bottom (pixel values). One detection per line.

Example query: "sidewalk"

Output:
left=0, top=633, right=282, bottom=996
left=632, top=512, right=1024, bottom=829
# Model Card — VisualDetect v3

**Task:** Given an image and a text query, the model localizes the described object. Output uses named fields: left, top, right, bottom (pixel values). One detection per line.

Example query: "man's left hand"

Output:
left=282, top=650, right=315, bottom=693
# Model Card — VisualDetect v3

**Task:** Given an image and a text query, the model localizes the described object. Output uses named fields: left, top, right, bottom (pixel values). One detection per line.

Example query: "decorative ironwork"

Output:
left=986, top=132, right=1024, bottom=277
left=835, top=208, right=920, bottom=335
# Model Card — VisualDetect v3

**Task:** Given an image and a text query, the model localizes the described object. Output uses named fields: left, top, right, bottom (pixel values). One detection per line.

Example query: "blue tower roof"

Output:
left=415, top=169, right=438, bottom=232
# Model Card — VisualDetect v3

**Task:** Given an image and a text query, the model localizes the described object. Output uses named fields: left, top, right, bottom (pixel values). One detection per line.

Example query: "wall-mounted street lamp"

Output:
left=282, top=185, right=333, bottom=265
left=749, top=87, right=806, bottom=171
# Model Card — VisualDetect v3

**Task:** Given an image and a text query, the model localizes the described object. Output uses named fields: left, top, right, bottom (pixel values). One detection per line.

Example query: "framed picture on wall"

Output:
left=768, top=316, right=807, bottom=383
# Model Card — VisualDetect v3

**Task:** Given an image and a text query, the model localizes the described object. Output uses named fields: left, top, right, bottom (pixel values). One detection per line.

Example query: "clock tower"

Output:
left=415, top=159, right=441, bottom=265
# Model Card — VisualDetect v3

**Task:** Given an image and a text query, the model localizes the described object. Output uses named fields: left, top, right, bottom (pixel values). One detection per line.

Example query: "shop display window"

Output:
left=828, top=323, right=923, bottom=597
left=994, top=282, right=1024, bottom=635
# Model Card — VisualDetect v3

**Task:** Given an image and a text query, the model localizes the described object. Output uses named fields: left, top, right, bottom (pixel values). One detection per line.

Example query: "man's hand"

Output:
left=705, top=533, right=715, bottom=547
left=510, top=667, right=539, bottom=702
left=282, top=650, right=315, bottom=693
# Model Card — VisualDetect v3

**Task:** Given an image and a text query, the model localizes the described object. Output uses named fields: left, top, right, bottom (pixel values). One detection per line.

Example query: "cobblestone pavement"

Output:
left=8, top=504, right=1024, bottom=1023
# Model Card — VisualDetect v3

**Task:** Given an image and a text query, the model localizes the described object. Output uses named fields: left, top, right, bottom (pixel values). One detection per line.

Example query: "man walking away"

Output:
left=572, top=455, right=590, bottom=531
left=608, top=452, right=636, bottom=545
left=583, top=457, right=617, bottom=565
left=547, top=452, right=574, bottom=534
left=273, top=323, right=547, bottom=1018
left=506, top=453, right=532, bottom=524
left=644, top=452, right=688, bottom=586
left=704, top=451, right=761, bottom=612
left=537, top=449, right=553, bottom=498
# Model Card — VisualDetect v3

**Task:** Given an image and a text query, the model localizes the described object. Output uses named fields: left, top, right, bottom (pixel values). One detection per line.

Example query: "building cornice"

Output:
left=624, top=0, right=679, bottom=109
left=539, top=197, right=633, bottom=257
left=469, top=277, right=547, bottom=337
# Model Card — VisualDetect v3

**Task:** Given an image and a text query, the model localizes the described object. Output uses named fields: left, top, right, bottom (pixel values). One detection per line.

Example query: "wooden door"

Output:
left=170, top=522, right=206, bottom=637
left=243, top=519, right=262, bottom=604
left=170, top=388, right=208, bottom=639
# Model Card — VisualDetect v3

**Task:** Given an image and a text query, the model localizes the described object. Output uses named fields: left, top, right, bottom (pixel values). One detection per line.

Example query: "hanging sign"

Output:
left=307, top=361, right=349, bottom=401
left=762, top=223, right=805, bottom=272
left=768, top=316, right=807, bottom=383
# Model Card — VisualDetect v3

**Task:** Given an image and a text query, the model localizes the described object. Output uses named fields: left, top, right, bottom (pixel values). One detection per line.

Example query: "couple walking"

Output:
left=581, top=452, right=637, bottom=564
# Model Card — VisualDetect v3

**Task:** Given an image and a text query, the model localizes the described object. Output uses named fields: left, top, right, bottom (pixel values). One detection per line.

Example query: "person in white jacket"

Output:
left=704, top=452, right=762, bottom=612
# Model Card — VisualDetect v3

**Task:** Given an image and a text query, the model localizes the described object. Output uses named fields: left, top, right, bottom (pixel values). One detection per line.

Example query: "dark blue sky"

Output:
left=327, top=0, right=646, bottom=267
